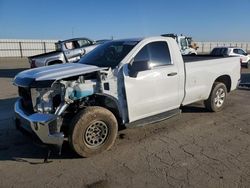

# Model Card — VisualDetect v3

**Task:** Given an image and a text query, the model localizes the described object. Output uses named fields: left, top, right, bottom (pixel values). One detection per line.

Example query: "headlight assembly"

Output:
left=31, top=88, right=54, bottom=113
left=30, top=82, right=63, bottom=113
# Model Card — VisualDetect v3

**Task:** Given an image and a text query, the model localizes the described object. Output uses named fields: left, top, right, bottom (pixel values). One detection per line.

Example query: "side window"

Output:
left=65, top=42, right=74, bottom=50
left=134, top=41, right=171, bottom=67
left=233, top=49, right=239, bottom=54
left=212, top=48, right=228, bottom=56
left=237, top=49, right=246, bottom=55
left=78, top=39, right=92, bottom=48
left=64, top=41, right=79, bottom=49
left=134, top=45, right=149, bottom=62
left=211, top=48, right=219, bottom=55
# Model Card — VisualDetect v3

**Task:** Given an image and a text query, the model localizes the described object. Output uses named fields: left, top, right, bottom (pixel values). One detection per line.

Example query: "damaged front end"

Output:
left=14, top=63, right=115, bottom=153
left=15, top=81, right=68, bottom=153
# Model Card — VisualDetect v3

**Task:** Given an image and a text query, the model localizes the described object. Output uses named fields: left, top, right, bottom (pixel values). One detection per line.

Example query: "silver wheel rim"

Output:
left=214, top=88, right=225, bottom=108
left=84, top=121, right=109, bottom=148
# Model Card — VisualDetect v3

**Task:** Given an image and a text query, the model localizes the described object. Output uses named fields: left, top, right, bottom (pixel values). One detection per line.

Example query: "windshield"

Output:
left=78, top=40, right=139, bottom=68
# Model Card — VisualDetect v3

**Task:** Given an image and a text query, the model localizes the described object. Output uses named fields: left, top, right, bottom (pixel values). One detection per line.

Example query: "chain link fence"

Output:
left=0, top=39, right=250, bottom=57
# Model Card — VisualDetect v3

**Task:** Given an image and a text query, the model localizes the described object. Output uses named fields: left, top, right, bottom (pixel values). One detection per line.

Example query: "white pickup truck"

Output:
left=14, top=36, right=240, bottom=157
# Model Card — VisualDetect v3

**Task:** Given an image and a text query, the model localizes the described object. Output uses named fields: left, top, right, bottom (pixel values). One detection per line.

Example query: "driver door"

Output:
left=123, top=41, right=181, bottom=122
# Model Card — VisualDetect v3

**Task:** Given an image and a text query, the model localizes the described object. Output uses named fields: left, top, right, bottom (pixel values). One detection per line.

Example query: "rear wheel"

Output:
left=204, top=82, right=227, bottom=112
left=69, top=106, right=118, bottom=157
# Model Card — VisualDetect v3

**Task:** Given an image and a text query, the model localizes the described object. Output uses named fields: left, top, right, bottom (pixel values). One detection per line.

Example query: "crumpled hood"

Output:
left=14, top=63, right=106, bottom=87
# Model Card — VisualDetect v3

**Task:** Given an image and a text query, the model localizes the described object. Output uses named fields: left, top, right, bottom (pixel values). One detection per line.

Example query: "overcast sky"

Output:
left=0, top=0, right=249, bottom=41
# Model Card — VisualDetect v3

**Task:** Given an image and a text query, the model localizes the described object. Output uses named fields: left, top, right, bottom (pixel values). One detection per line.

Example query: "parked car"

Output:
left=28, top=38, right=99, bottom=68
left=14, top=36, right=240, bottom=157
left=211, top=47, right=250, bottom=68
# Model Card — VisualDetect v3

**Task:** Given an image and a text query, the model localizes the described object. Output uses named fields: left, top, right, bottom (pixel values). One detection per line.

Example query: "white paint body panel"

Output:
left=124, top=65, right=181, bottom=122
left=120, top=37, right=240, bottom=123
left=122, top=37, right=185, bottom=122
left=182, top=57, right=240, bottom=105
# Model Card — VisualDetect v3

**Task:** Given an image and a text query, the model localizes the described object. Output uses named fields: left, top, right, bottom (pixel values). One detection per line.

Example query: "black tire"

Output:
left=69, top=106, right=118, bottom=157
left=204, top=82, right=227, bottom=112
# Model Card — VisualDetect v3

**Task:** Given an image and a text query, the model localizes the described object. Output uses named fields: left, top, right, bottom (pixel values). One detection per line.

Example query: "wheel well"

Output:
left=214, top=75, right=231, bottom=92
left=61, top=94, right=124, bottom=136
left=48, top=60, right=63, bottom=65
left=92, top=94, right=123, bottom=128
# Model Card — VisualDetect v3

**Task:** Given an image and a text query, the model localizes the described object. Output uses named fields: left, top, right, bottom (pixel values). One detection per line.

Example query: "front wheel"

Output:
left=204, top=82, right=227, bottom=112
left=69, top=106, right=118, bottom=157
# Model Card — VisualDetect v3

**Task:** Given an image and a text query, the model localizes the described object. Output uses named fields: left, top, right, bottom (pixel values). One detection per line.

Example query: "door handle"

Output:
left=167, top=72, right=177, bottom=76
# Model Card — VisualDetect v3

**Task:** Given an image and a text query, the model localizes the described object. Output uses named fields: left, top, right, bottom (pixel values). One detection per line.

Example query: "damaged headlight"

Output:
left=30, top=84, right=62, bottom=113
left=31, top=88, right=54, bottom=113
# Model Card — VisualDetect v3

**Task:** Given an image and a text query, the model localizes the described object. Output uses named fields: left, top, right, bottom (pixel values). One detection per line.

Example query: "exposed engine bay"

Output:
left=29, top=69, right=119, bottom=117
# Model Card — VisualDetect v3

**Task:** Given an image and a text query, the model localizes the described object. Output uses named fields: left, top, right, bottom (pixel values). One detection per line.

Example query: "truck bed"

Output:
left=183, top=55, right=230, bottom=63
left=29, top=50, right=61, bottom=59
left=182, top=55, right=240, bottom=106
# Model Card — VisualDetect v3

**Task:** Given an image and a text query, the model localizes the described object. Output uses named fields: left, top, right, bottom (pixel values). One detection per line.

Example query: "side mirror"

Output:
left=128, top=60, right=150, bottom=78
